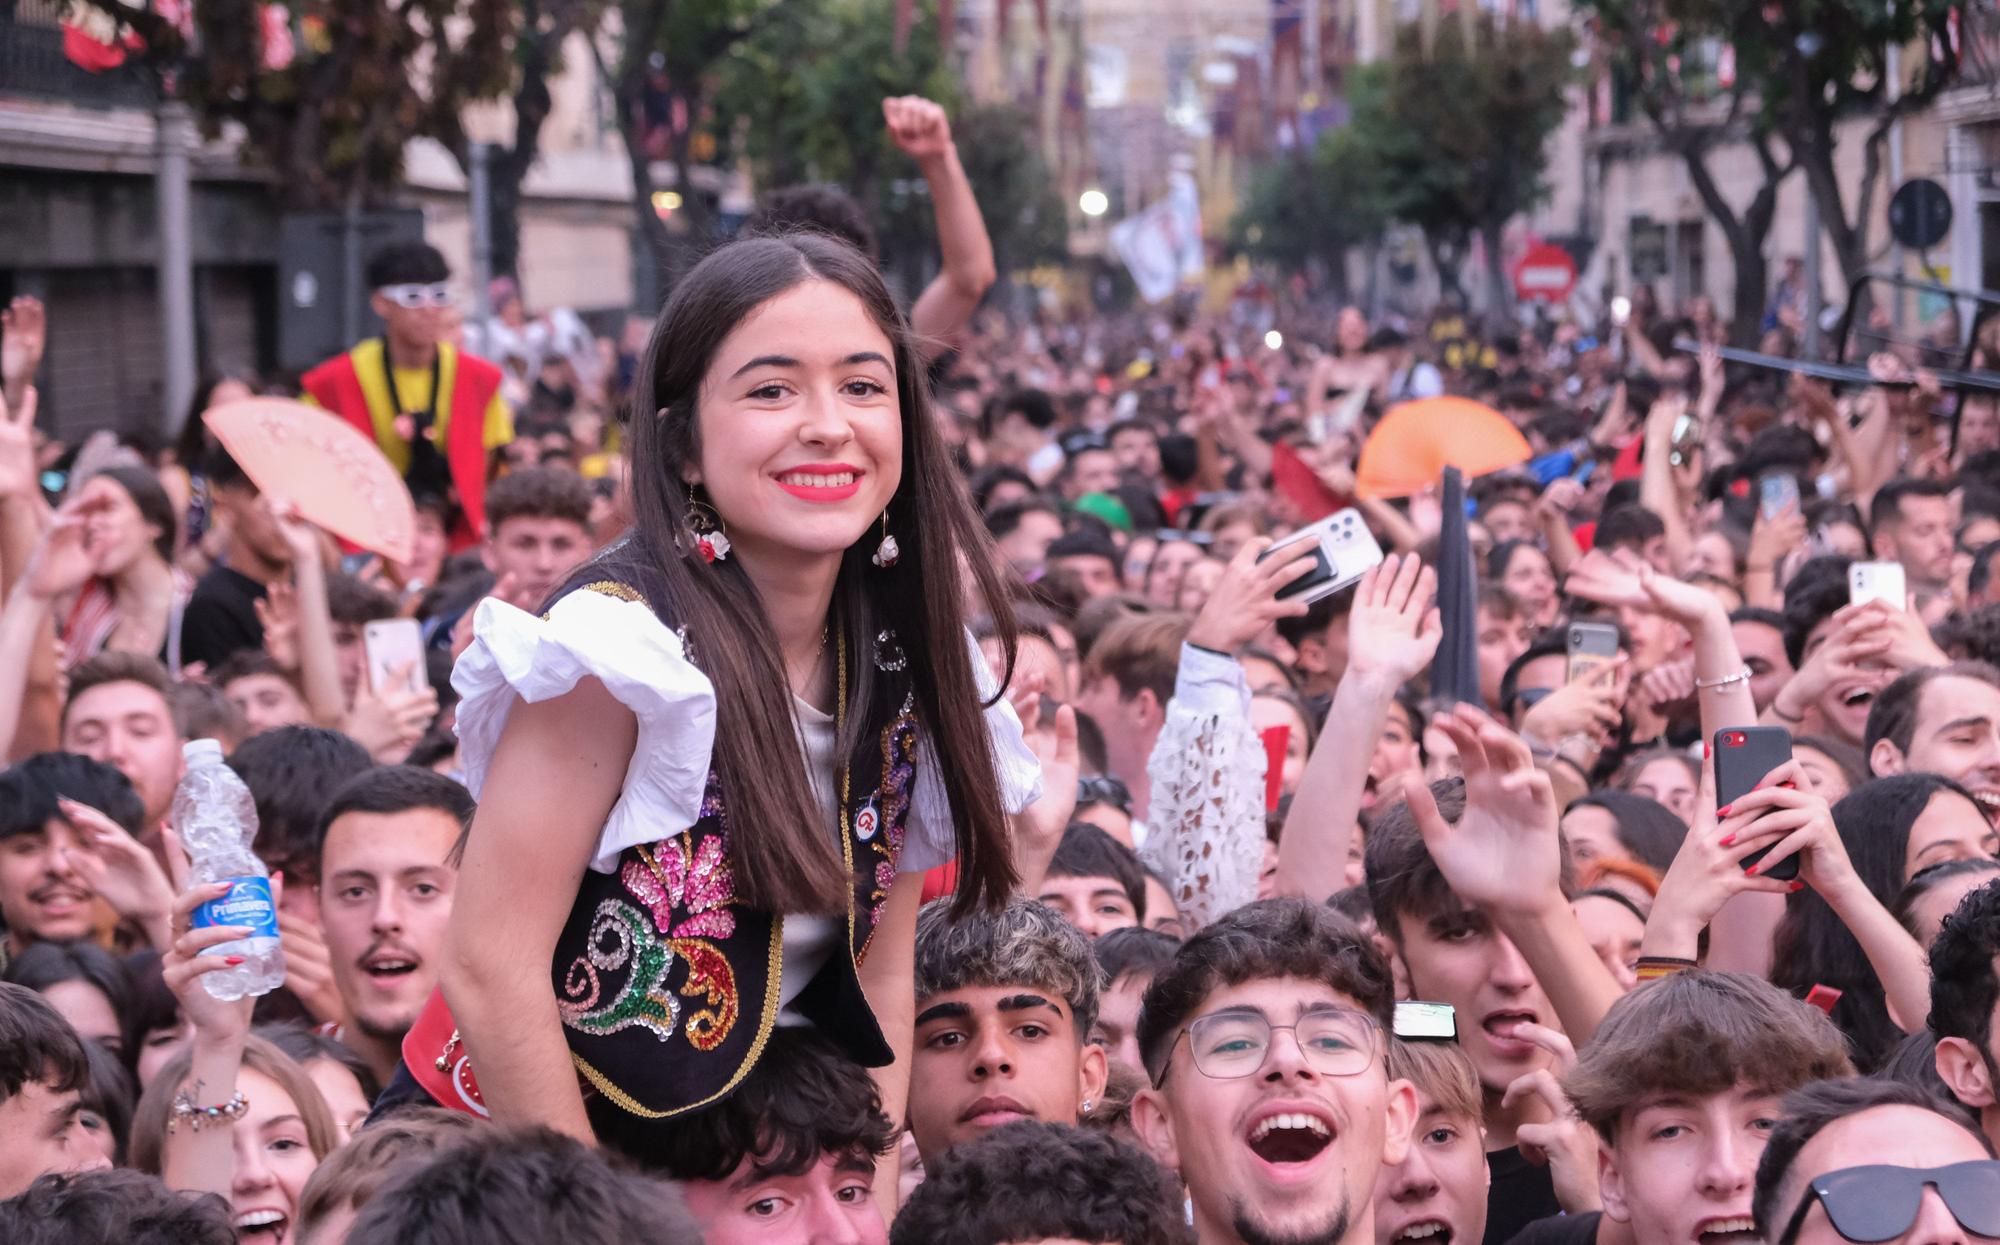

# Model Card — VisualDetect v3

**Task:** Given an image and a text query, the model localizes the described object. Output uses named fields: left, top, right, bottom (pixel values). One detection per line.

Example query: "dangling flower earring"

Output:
left=686, top=486, right=730, bottom=563
left=870, top=511, right=900, bottom=568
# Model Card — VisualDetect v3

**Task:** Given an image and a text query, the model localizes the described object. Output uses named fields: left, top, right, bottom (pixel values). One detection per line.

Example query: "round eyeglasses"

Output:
left=1155, top=1006, right=1379, bottom=1087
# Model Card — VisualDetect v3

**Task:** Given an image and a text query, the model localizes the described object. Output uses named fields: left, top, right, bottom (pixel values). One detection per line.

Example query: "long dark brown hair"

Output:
left=619, top=233, right=1018, bottom=916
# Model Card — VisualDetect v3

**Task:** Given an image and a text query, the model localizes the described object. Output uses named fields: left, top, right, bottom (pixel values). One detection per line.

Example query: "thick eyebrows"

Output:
left=914, top=1000, right=972, bottom=1027
left=997, top=993, right=1066, bottom=1020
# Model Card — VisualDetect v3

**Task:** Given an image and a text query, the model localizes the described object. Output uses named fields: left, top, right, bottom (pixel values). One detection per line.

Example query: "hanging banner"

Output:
left=1109, top=170, right=1204, bottom=303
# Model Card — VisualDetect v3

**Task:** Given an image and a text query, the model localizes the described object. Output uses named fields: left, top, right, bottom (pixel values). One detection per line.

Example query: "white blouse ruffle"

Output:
left=452, top=590, right=1042, bottom=875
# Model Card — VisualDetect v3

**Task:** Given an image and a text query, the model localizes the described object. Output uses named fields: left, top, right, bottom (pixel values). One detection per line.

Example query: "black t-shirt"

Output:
left=1485, top=1146, right=1564, bottom=1245
left=179, top=565, right=267, bottom=670
left=1506, top=1210, right=1602, bottom=1245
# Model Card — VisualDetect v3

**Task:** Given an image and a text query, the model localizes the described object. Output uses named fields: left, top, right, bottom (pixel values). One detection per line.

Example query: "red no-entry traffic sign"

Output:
left=1512, top=242, right=1577, bottom=303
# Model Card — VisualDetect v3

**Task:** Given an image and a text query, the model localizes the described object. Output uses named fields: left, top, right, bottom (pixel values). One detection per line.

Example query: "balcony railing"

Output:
left=0, top=0, right=157, bottom=109
left=1965, top=1, right=2000, bottom=87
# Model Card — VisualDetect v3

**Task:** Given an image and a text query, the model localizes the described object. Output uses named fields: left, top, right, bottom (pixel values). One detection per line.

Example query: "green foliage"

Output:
left=939, top=102, right=1070, bottom=272
left=1231, top=16, right=1570, bottom=301
left=74, top=0, right=518, bottom=211
left=1585, top=0, right=1962, bottom=136
left=715, top=0, right=957, bottom=196
left=1578, top=0, right=1964, bottom=287
left=1354, top=17, right=1574, bottom=253
left=714, top=0, right=1065, bottom=275
left=1228, top=126, right=1388, bottom=276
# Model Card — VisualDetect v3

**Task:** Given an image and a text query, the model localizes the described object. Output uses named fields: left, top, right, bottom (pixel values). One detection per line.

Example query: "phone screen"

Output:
left=363, top=620, right=430, bottom=697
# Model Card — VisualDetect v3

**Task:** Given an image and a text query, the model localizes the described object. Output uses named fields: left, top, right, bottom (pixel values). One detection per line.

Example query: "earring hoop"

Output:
left=686, top=486, right=730, bottom=562
left=871, top=511, right=900, bottom=568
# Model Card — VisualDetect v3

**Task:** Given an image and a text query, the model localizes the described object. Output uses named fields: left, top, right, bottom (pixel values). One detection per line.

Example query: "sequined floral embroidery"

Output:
left=558, top=773, right=742, bottom=1053
left=863, top=714, right=919, bottom=929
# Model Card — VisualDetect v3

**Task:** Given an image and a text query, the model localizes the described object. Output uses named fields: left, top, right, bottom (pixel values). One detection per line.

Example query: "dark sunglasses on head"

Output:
left=1779, top=1161, right=2000, bottom=1245
left=1503, top=686, right=1554, bottom=717
left=1077, top=774, right=1132, bottom=813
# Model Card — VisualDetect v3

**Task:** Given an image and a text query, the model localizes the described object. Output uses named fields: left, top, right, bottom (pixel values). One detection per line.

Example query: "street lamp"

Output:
left=1078, top=188, right=1109, bottom=218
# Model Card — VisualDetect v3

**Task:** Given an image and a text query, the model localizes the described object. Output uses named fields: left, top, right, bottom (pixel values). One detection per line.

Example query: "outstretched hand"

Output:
left=22, top=492, right=107, bottom=602
left=1402, top=706, right=1563, bottom=917
left=1564, top=548, right=1716, bottom=628
left=1345, top=553, right=1441, bottom=688
left=1013, top=704, right=1079, bottom=889
left=1, top=296, right=46, bottom=399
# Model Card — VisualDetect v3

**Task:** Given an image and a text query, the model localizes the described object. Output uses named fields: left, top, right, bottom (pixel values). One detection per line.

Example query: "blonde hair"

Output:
left=1387, top=1038, right=1482, bottom=1124
left=130, top=1033, right=339, bottom=1176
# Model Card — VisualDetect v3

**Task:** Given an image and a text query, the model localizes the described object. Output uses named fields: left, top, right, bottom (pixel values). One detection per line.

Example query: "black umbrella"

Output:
left=1430, top=465, right=1482, bottom=709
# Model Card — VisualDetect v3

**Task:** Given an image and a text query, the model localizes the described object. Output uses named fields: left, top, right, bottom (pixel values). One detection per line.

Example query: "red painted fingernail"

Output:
left=1719, top=834, right=1736, bottom=847
left=1789, top=881, right=1806, bottom=893
left=1745, top=864, right=1760, bottom=876
left=1718, top=803, right=1733, bottom=817
left=1702, top=740, right=1710, bottom=759
left=224, top=956, right=245, bottom=966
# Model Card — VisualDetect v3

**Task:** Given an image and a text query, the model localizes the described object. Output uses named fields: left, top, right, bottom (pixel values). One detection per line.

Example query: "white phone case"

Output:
left=1848, top=561, right=1907, bottom=610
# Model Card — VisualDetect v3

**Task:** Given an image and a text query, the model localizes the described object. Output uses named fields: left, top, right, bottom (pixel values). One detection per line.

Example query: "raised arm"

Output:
left=1405, top=706, right=1624, bottom=1045
left=1144, top=538, right=1314, bottom=931
left=1637, top=393, right=1694, bottom=572
left=0, top=496, right=100, bottom=755
left=889, top=97, right=997, bottom=357
left=1275, top=554, right=1439, bottom=904
left=443, top=679, right=635, bottom=1142
left=158, top=832, right=258, bottom=1201
left=270, top=502, right=347, bottom=728
left=1, top=297, right=45, bottom=419
left=1565, top=550, right=1755, bottom=744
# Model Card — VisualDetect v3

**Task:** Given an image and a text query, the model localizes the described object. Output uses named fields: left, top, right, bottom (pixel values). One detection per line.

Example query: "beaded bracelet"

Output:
left=167, top=1090, right=248, bottom=1134
left=1695, top=666, right=1752, bottom=692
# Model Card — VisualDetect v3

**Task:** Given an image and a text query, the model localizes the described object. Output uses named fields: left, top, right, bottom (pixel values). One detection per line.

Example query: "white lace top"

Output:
left=1143, top=643, right=1267, bottom=932
left=452, top=589, right=1046, bottom=876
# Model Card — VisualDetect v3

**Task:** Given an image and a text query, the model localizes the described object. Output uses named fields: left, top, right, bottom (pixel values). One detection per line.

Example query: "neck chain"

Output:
left=379, top=338, right=445, bottom=438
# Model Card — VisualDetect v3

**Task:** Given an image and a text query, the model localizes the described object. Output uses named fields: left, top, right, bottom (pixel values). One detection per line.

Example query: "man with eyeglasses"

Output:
left=1130, top=897, right=1417, bottom=1245
left=301, top=241, right=511, bottom=552
left=1752, top=1078, right=2000, bottom=1245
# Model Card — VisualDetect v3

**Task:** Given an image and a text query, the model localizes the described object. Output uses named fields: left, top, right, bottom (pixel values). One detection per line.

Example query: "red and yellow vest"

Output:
left=300, top=339, right=502, bottom=549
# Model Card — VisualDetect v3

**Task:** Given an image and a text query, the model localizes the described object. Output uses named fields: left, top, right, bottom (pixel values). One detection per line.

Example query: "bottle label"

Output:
left=192, top=877, right=280, bottom=941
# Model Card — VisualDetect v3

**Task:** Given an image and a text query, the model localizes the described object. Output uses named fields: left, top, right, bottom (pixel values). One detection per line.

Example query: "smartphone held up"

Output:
left=1258, top=508, right=1386, bottom=606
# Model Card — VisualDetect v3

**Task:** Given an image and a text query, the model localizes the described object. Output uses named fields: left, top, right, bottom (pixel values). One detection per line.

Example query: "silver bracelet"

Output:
left=1695, top=667, right=1751, bottom=692
left=167, top=1090, right=248, bottom=1134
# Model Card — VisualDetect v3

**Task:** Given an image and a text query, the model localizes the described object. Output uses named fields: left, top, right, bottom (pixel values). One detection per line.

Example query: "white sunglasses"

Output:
left=379, top=283, right=454, bottom=309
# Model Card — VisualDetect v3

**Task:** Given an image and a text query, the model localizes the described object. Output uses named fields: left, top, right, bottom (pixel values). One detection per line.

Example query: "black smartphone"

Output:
left=1714, top=725, right=1798, bottom=881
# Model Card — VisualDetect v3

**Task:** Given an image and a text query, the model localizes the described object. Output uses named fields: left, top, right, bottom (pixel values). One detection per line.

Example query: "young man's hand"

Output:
left=1344, top=553, right=1441, bottom=692
left=1402, top=706, right=1563, bottom=918
left=57, top=797, right=175, bottom=949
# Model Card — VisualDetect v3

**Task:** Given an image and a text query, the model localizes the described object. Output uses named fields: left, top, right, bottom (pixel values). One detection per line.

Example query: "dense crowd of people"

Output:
left=5, top=92, right=2000, bottom=1245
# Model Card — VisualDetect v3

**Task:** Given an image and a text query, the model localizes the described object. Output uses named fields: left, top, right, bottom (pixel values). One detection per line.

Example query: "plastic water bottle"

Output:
left=173, top=739, right=284, bottom=1001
